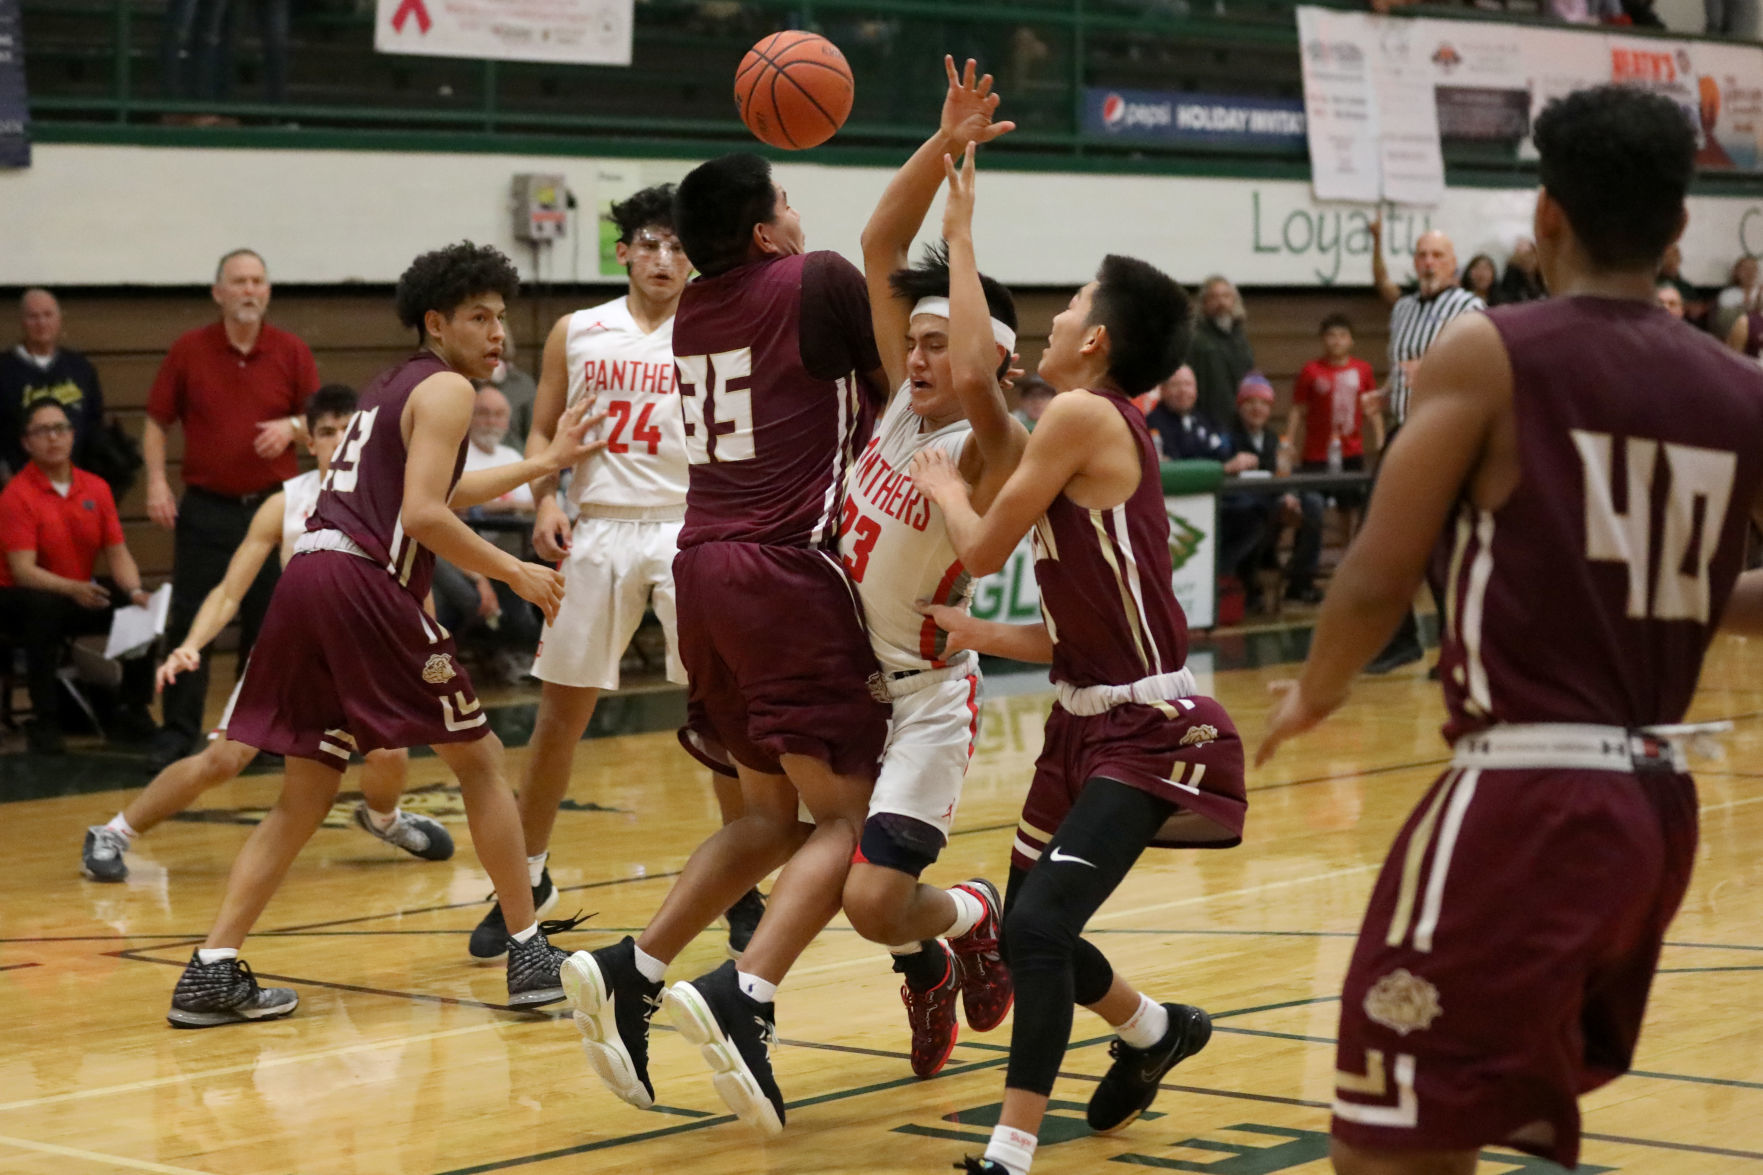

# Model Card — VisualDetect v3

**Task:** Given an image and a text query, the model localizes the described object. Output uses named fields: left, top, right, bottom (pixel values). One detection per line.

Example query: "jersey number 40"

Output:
left=677, top=349, right=755, bottom=464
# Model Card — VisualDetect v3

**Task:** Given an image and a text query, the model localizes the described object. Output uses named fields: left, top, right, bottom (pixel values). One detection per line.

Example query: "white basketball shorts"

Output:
left=869, top=658, right=983, bottom=839
left=532, top=512, right=685, bottom=691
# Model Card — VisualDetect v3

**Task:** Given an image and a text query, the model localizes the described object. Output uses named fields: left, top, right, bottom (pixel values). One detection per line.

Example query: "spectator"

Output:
left=142, top=248, right=317, bottom=767
left=1491, top=237, right=1548, bottom=304
left=1706, top=0, right=1758, bottom=37
left=1656, top=282, right=1686, bottom=318
left=461, top=385, right=536, bottom=549
left=1220, top=373, right=1324, bottom=610
left=1714, top=254, right=1760, bottom=340
left=1657, top=243, right=1703, bottom=325
left=161, top=0, right=291, bottom=111
left=1727, top=306, right=1763, bottom=363
left=1460, top=254, right=1498, bottom=304
left=0, top=399, right=156, bottom=754
left=1186, top=274, right=1255, bottom=428
left=0, top=289, right=105, bottom=480
left=1283, top=313, right=1374, bottom=514
left=1145, top=364, right=1255, bottom=468
left=487, top=331, right=539, bottom=448
left=1010, top=375, right=1054, bottom=430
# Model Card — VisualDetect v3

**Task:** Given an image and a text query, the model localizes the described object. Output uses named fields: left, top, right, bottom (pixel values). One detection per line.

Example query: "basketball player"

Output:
left=837, top=60, right=1023, bottom=1081
left=166, top=243, right=601, bottom=1027
left=1258, top=86, right=1763, bottom=1174
left=562, top=151, right=892, bottom=1133
left=80, top=385, right=449, bottom=884
left=464, top=184, right=766, bottom=963
left=913, top=251, right=1247, bottom=1175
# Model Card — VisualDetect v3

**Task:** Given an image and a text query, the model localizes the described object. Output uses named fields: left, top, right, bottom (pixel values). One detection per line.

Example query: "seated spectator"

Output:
left=0, top=399, right=156, bottom=753
left=462, top=385, right=535, bottom=542
left=1657, top=243, right=1703, bottom=326
left=1011, top=376, right=1055, bottom=431
left=1714, top=254, right=1760, bottom=340
left=1460, top=254, right=1498, bottom=304
left=1727, top=306, right=1763, bottom=363
left=0, top=290, right=105, bottom=481
left=1219, top=373, right=1324, bottom=609
left=1491, top=238, right=1548, bottom=304
left=487, top=333, right=539, bottom=449
left=1284, top=313, right=1373, bottom=515
left=1145, top=364, right=1256, bottom=469
left=1656, top=282, right=1686, bottom=318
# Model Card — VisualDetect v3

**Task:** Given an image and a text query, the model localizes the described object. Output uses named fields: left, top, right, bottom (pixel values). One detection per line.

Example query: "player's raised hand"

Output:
left=942, top=141, right=979, bottom=241
left=531, top=495, right=572, bottom=561
left=940, top=55, right=1015, bottom=148
left=910, top=447, right=969, bottom=506
left=507, top=561, right=567, bottom=624
left=916, top=600, right=979, bottom=656
left=157, top=646, right=201, bottom=692
left=999, top=352, right=1026, bottom=392
left=541, top=394, right=609, bottom=471
left=1255, top=678, right=1337, bottom=767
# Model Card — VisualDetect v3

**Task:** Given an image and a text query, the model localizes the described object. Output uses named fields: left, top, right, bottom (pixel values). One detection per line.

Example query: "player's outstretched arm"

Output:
left=911, top=391, right=1110, bottom=577
left=860, top=55, right=1015, bottom=396
left=159, top=492, right=283, bottom=687
left=525, top=313, right=579, bottom=559
left=451, top=393, right=605, bottom=509
left=403, top=374, right=567, bottom=622
left=918, top=601, right=1053, bottom=664
left=1258, top=313, right=1510, bottom=766
left=942, top=143, right=1026, bottom=512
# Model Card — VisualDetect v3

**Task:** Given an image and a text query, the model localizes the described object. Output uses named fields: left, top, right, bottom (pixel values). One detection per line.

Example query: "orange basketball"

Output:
left=735, top=31, right=854, bottom=150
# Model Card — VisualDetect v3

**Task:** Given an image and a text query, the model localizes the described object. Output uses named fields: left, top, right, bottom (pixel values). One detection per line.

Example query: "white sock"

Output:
left=196, top=947, right=238, bottom=965
left=1116, top=994, right=1170, bottom=1050
left=632, top=943, right=668, bottom=984
left=944, top=885, right=986, bottom=939
left=364, top=805, right=398, bottom=833
left=527, top=851, right=549, bottom=887
left=983, top=1125, right=1037, bottom=1175
left=736, top=970, right=778, bottom=1004
left=106, top=813, right=138, bottom=841
left=888, top=941, right=924, bottom=956
left=509, top=922, right=539, bottom=944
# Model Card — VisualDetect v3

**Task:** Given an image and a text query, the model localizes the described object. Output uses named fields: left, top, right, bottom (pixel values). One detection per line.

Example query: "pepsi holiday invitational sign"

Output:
left=1084, top=88, right=1306, bottom=150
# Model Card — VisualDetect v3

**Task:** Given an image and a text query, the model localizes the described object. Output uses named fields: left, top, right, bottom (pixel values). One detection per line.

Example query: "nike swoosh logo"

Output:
left=1047, top=846, right=1095, bottom=868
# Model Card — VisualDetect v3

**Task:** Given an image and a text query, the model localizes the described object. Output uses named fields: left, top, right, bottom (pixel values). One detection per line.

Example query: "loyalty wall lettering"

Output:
left=1249, top=192, right=1434, bottom=285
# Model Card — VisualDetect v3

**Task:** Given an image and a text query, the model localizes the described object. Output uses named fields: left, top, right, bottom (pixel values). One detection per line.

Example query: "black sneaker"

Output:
left=351, top=803, right=456, bottom=862
left=1086, top=1003, right=1212, bottom=1134
left=954, top=1160, right=1010, bottom=1174
left=724, top=887, right=765, bottom=959
left=504, top=915, right=588, bottom=1008
left=562, top=936, right=664, bottom=1109
left=81, top=825, right=129, bottom=882
left=664, top=960, right=785, bottom=1135
left=468, top=868, right=559, bottom=961
left=167, top=951, right=299, bottom=1028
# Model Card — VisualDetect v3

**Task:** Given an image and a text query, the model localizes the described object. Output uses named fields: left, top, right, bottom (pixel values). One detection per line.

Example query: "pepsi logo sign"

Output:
left=1101, top=92, right=1172, bottom=131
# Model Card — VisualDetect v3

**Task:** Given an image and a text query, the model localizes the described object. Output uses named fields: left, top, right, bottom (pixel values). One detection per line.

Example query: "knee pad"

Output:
left=856, top=812, right=946, bottom=878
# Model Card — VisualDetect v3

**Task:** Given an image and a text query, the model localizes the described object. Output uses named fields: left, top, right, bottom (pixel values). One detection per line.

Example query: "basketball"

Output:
left=735, top=31, right=854, bottom=150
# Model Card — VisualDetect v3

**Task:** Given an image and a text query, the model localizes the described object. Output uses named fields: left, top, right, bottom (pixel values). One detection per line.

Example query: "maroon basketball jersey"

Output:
left=1034, top=389, right=1190, bottom=687
left=307, top=350, right=467, bottom=601
left=1431, top=297, right=1763, bottom=741
left=672, top=251, right=884, bottom=550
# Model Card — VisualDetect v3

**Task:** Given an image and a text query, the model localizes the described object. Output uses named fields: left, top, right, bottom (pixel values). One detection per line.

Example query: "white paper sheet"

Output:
left=104, top=583, right=173, bottom=660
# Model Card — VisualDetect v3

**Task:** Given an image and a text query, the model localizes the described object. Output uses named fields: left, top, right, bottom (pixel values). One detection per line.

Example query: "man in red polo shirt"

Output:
left=143, top=248, right=319, bottom=767
left=0, top=398, right=156, bottom=753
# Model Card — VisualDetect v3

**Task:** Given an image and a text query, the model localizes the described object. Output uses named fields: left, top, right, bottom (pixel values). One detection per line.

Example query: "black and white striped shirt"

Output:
left=1387, top=287, right=1485, bottom=425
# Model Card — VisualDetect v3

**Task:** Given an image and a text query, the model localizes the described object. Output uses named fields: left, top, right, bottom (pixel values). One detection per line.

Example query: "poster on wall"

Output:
left=0, top=0, right=29, bottom=169
left=375, top=0, right=635, bottom=66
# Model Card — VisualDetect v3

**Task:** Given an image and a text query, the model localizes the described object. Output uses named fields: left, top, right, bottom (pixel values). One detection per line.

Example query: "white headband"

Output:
left=911, top=296, right=1017, bottom=354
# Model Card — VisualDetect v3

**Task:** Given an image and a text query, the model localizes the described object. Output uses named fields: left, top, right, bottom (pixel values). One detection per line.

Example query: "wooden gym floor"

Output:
left=3, top=631, right=1763, bottom=1174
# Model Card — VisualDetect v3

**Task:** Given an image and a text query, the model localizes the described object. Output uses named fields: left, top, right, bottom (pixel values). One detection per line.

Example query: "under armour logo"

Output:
left=391, top=0, right=432, bottom=33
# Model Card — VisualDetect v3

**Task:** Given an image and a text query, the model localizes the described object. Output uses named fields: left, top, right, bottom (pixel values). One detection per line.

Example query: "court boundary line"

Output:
left=0, top=1133, right=215, bottom=1175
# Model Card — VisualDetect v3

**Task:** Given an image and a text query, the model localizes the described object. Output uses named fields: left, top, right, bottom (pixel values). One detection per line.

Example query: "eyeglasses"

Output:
left=632, top=232, right=686, bottom=258
left=26, top=423, right=71, bottom=438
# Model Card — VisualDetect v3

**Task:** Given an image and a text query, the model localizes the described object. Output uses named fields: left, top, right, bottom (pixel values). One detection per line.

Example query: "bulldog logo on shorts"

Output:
left=422, top=653, right=457, bottom=685
left=1363, top=968, right=1442, bottom=1036
left=1179, top=723, right=1219, bottom=747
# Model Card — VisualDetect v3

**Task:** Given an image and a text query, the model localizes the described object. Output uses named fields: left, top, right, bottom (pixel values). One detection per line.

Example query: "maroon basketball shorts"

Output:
left=1333, top=754, right=1698, bottom=1169
left=227, top=550, right=488, bottom=765
left=1012, top=670, right=1247, bottom=871
left=673, top=541, right=888, bottom=779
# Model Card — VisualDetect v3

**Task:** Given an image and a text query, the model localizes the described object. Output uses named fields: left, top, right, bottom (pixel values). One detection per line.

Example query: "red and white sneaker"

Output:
left=900, top=942, right=961, bottom=1077
left=948, top=878, right=1012, bottom=1032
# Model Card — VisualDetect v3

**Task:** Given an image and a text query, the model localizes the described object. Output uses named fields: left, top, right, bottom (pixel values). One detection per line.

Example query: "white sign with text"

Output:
left=374, top=0, right=633, bottom=66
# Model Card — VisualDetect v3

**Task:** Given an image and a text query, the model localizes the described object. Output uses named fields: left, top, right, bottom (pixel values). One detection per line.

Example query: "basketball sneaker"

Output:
left=898, top=941, right=960, bottom=1078
left=167, top=951, right=299, bottom=1028
left=955, top=1159, right=1010, bottom=1174
left=724, top=886, right=765, bottom=959
left=504, top=915, right=588, bottom=1007
left=351, top=803, right=456, bottom=862
left=468, top=868, right=559, bottom=961
left=562, top=936, right=664, bottom=1110
left=948, top=879, right=1012, bottom=1032
left=664, top=960, right=785, bottom=1135
left=81, top=825, right=129, bottom=883
left=1086, top=1003, right=1212, bottom=1134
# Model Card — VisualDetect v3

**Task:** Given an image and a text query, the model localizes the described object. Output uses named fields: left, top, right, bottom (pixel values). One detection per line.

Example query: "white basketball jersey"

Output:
left=841, top=390, right=974, bottom=673
left=280, top=469, right=323, bottom=567
left=563, top=296, right=687, bottom=508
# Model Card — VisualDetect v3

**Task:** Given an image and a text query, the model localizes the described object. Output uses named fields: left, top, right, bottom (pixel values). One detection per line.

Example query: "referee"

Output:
left=1365, top=216, right=1485, bottom=673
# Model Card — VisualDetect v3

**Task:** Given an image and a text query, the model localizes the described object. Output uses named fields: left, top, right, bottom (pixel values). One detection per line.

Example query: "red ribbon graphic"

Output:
left=391, top=0, right=432, bottom=34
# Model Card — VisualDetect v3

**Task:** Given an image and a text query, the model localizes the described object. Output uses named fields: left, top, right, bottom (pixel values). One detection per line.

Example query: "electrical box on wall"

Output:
left=512, top=173, right=568, bottom=242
